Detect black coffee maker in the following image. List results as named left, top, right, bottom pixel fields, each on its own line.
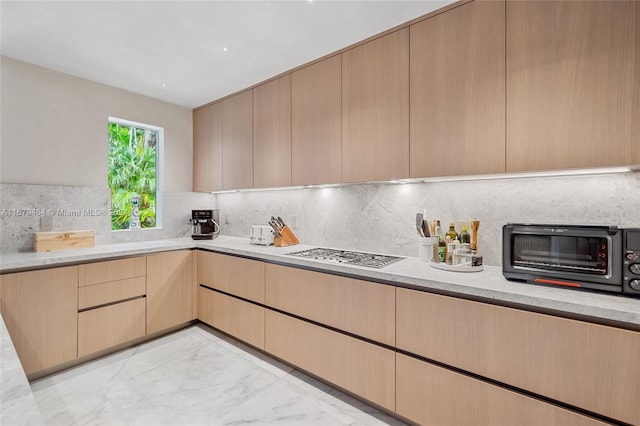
left=191, top=209, right=220, bottom=240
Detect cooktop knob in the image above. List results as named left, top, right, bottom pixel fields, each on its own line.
left=629, top=279, right=640, bottom=291
left=630, top=263, right=640, bottom=275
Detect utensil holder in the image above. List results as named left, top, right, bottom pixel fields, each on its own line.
left=274, top=225, right=299, bottom=247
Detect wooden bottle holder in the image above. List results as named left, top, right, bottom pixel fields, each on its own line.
left=274, top=225, right=299, bottom=247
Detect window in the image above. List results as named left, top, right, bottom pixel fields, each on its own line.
left=107, top=117, right=163, bottom=230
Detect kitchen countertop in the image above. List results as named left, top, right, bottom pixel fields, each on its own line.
left=1, top=235, right=639, bottom=329
left=1, top=236, right=639, bottom=420
left=0, top=314, right=45, bottom=426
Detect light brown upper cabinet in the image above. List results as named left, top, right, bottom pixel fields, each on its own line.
left=342, top=29, right=410, bottom=183
left=193, top=102, right=223, bottom=192
left=291, top=55, right=342, bottom=185
left=222, top=90, right=254, bottom=189
left=253, top=75, right=292, bottom=188
left=410, top=0, right=506, bottom=178
left=506, top=0, right=640, bottom=171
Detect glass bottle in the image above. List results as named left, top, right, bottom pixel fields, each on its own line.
left=436, top=220, right=445, bottom=262
left=459, top=224, right=470, bottom=244
left=446, top=223, right=459, bottom=242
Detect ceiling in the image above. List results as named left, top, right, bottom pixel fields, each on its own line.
left=1, top=1, right=455, bottom=109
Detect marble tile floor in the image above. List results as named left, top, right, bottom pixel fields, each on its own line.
left=30, top=324, right=407, bottom=426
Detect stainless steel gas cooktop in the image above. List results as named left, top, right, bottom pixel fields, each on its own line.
left=286, top=247, right=403, bottom=269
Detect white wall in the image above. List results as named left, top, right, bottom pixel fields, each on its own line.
left=0, top=57, right=193, bottom=191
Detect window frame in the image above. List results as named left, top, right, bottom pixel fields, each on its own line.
left=108, top=116, right=164, bottom=231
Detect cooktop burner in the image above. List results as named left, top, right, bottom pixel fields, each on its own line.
left=286, top=247, right=403, bottom=269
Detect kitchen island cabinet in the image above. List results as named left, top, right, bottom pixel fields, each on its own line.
left=146, top=250, right=194, bottom=335
left=341, top=28, right=409, bottom=183
left=410, top=0, right=505, bottom=178
left=0, top=266, right=78, bottom=375
left=291, top=55, right=342, bottom=186
left=506, top=0, right=640, bottom=171
left=253, top=74, right=292, bottom=188
left=222, top=90, right=254, bottom=190
left=193, top=102, right=223, bottom=192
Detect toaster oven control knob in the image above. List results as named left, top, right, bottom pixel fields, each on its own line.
left=630, top=263, right=640, bottom=275
left=629, top=279, right=640, bottom=291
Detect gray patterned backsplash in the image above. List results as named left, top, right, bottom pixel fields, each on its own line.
left=2, top=171, right=639, bottom=266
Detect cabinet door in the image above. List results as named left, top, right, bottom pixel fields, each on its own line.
left=397, top=354, right=606, bottom=426
left=78, top=298, right=146, bottom=357
left=222, top=90, right=254, bottom=189
left=396, top=288, right=640, bottom=425
left=506, top=0, right=640, bottom=171
left=292, top=55, right=342, bottom=185
left=197, top=251, right=265, bottom=303
left=342, top=29, right=409, bottom=183
left=0, top=266, right=78, bottom=375
left=193, top=102, right=223, bottom=192
left=265, top=264, right=395, bottom=345
left=146, top=250, right=194, bottom=335
left=253, top=75, right=292, bottom=188
left=198, top=287, right=264, bottom=349
left=265, top=310, right=395, bottom=411
left=410, top=0, right=505, bottom=177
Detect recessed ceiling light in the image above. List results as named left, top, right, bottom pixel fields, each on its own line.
left=162, top=83, right=166, bottom=88
left=223, top=47, right=228, bottom=52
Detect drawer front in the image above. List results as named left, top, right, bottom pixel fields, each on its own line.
left=78, top=276, right=146, bottom=309
left=79, top=257, right=146, bottom=287
left=198, top=287, right=264, bottom=349
left=396, top=288, right=640, bottom=425
left=265, top=310, right=395, bottom=411
left=197, top=251, right=265, bottom=303
left=396, top=354, right=606, bottom=426
left=265, top=264, right=395, bottom=345
left=78, top=298, right=146, bottom=357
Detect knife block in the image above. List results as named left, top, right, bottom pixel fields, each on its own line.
left=274, top=225, right=299, bottom=247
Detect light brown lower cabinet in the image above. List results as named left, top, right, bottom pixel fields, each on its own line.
left=265, top=264, right=395, bottom=345
left=396, top=354, right=606, bottom=426
left=78, top=298, right=146, bottom=357
left=0, top=266, right=78, bottom=375
left=264, top=310, right=395, bottom=411
left=396, top=288, right=640, bottom=425
left=197, top=251, right=265, bottom=303
left=198, top=287, right=265, bottom=349
left=146, top=250, right=194, bottom=335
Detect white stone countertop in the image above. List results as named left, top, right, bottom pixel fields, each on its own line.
left=0, top=313, right=45, bottom=426
left=1, top=236, right=639, bottom=329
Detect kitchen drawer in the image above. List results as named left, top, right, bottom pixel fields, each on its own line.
left=78, top=297, right=146, bottom=357
left=197, top=251, right=265, bottom=303
left=396, top=354, right=606, bottom=426
left=78, top=276, right=146, bottom=310
left=78, top=256, right=146, bottom=287
left=265, top=310, right=395, bottom=411
left=198, top=287, right=264, bottom=349
left=396, top=288, right=640, bottom=425
left=265, top=264, right=395, bottom=345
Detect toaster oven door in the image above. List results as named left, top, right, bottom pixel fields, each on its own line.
left=503, top=224, right=623, bottom=291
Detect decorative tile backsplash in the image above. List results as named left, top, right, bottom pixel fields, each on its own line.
left=214, top=171, right=640, bottom=266
left=0, top=184, right=215, bottom=252
left=3, top=171, right=638, bottom=266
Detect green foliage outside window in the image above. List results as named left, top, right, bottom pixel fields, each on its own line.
left=108, top=122, right=157, bottom=230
